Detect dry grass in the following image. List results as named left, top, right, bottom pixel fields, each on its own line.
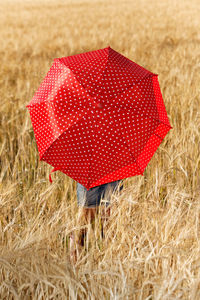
left=0, top=0, right=200, bottom=298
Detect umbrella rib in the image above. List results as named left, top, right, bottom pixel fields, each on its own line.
left=154, top=132, right=163, bottom=141
left=39, top=109, right=95, bottom=161
left=99, top=73, right=172, bottom=129
left=57, top=48, right=110, bottom=100
left=121, top=133, right=144, bottom=175
left=115, top=105, right=172, bottom=129
left=104, top=109, right=144, bottom=176
left=86, top=113, right=107, bottom=189
left=99, top=73, right=154, bottom=106
left=137, top=113, right=172, bottom=129
left=92, top=47, right=110, bottom=98
left=85, top=113, right=104, bottom=189
left=98, top=75, right=171, bottom=130
left=86, top=145, right=94, bottom=190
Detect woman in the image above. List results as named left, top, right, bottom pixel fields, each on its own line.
left=69, top=180, right=124, bottom=262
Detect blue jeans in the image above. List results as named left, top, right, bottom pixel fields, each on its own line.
left=77, top=180, right=124, bottom=208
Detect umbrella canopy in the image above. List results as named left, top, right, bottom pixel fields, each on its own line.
left=26, top=46, right=172, bottom=190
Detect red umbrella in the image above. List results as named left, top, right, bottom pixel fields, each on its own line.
left=26, top=46, right=172, bottom=190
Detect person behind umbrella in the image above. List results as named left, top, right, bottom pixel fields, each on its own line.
left=69, top=179, right=124, bottom=262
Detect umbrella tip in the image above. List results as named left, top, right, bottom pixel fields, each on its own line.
left=49, top=173, right=53, bottom=183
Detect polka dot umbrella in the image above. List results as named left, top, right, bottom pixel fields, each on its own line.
left=26, top=46, right=172, bottom=190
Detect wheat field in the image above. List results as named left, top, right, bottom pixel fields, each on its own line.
left=0, top=0, right=200, bottom=299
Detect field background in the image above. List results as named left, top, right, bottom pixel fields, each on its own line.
left=0, top=0, right=200, bottom=299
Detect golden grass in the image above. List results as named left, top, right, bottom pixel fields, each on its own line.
left=0, top=0, right=200, bottom=298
